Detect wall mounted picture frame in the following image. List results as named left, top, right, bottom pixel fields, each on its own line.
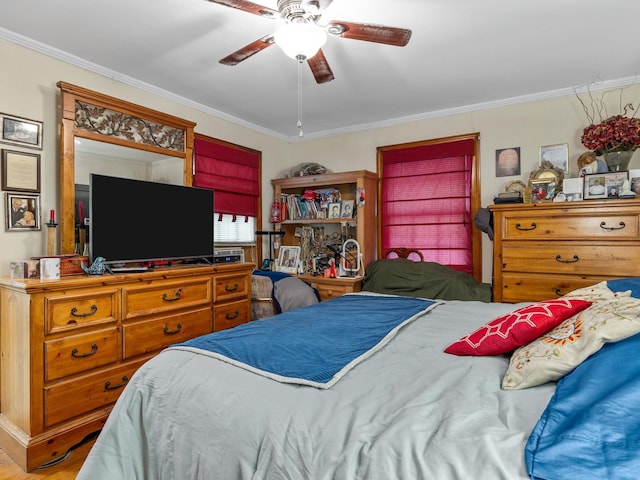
left=540, top=143, right=569, bottom=173
left=0, top=113, right=43, bottom=150
left=495, top=147, right=521, bottom=177
left=583, top=171, right=628, bottom=200
left=276, top=246, right=300, bottom=274
left=5, top=192, right=41, bottom=231
left=1, top=149, right=41, bottom=192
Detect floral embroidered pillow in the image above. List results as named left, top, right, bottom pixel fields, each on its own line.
left=562, top=281, right=630, bottom=302
left=502, top=296, right=640, bottom=390
left=444, top=299, right=592, bottom=356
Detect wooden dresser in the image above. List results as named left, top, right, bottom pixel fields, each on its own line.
left=0, top=263, right=252, bottom=471
left=490, top=200, right=640, bottom=303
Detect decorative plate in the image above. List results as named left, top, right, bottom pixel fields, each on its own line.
left=505, top=180, right=527, bottom=193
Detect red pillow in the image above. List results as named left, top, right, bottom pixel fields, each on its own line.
left=444, top=299, right=592, bottom=356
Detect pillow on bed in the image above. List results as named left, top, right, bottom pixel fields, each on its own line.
left=444, top=299, right=592, bottom=356
left=502, top=295, right=640, bottom=390
left=362, top=258, right=492, bottom=302
left=561, top=280, right=630, bottom=302
left=273, top=276, right=319, bottom=313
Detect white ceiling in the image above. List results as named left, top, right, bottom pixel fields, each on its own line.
left=1, top=0, right=639, bottom=141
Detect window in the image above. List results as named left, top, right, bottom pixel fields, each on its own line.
left=193, top=134, right=261, bottom=246
left=377, top=134, right=481, bottom=279
left=214, top=213, right=256, bottom=245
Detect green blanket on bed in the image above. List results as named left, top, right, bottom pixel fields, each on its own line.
left=362, top=259, right=492, bottom=302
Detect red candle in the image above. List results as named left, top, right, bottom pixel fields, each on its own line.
left=49, top=209, right=55, bottom=223
left=78, top=201, right=84, bottom=223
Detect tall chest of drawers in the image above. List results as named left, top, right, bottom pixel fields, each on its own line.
left=0, top=263, right=252, bottom=471
left=490, top=200, right=640, bottom=303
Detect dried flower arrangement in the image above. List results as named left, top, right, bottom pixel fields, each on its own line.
left=575, top=84, right=640, bottom=156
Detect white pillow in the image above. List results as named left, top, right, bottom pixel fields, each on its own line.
left=502, top=294, right=640, bottom=390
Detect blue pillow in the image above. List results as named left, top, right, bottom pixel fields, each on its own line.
left=607, top=277, right=640, bottom=298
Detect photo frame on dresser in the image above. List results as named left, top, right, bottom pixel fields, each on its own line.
left=583, top=172, right=627, bottom=200
left=276, top=246, right=301, bottom=274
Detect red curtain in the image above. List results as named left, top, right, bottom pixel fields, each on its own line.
left=380, top=139, right=474, bottom=273
left=193, top=137, right=260, bottom=218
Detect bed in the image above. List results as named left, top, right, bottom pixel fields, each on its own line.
left=76, top=260, right=640, bottom=480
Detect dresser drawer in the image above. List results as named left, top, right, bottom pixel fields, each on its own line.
left=45, top=327, right=118, bottom=381
left=499, top=273, right=612, bottom=303
left=123, top=277, right=212, bottom=320
left=44, top=359, right=146, bottom=427
left=501, top=243, right=640, bottom=277
left=45, top=290, right=118, bottom=334
left=502, top=212, right=640, bottom=241
left=122, top=307, right=212, bottom=359
left=214, top=272, right=250, bottom=302
left=311, top=282, right=351, bottom=301
left=214, top=298, right=250, bottom=331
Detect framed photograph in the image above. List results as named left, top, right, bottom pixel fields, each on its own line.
left=631, top=176, right=640, bottom=196
left=583, top=172, right=628, bottom=200
left=276, top=246, right=300, bottom=274
left=528, top=179, right=556, bottom=203
left=540, top=143, right=569, bottom=173
left=562, top=177, right=583, bottom=202
left=1, top=149, right=41, bottom=192
left=341, top=200, right=354, bottom=218
left=328, top=202, right=341, bottom=219
left=0, top=113, right=43, bottom=150
left=495, top=147, right=521, bottom=177
left=6, top=192, right=41, bottom=231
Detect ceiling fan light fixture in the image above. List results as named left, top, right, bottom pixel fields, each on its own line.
left=274, top=22, right=327, bottom=61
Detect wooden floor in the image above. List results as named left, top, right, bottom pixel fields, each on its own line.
left=0, top=437, right=93, bottom=480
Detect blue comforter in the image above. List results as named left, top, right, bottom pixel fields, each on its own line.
left=525, top=332, right=640, bottom=480
left=173, top=293, right=438, bottom=388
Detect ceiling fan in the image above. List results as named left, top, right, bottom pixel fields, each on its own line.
left=208, top=0, right=412, bottom=84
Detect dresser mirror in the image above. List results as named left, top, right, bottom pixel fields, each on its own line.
left=58, top=81, right=195, bottom=254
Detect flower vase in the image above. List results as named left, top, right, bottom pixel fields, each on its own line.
left=603, top=151, right=634, bottom=172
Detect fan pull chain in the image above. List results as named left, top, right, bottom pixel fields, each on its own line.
left=297, top=59, right=304, bottom=137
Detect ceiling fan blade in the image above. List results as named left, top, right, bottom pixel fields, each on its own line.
left=219, top=35, right=275, bottom=65
left=326, top=21, right=411, bottom=46
left=206, top=0, right=278, bottom=19
left=307, top=49, right=335, bottom=84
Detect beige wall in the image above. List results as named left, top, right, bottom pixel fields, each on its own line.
left=2, top=38, right=639, bottom=282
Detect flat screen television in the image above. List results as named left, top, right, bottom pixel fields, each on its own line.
left=89, top=174, right=214, bottom=266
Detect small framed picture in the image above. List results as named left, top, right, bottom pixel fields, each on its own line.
left=1, top=149, right=41, bottom=192
left=276, top=246, right=300, bottom=274
left=584, top=171, right=628, bottom=200
left=631, top=176, right=640, bottom=196
left=0, top=113, right=43, bottom=150
left=540, top=143, right=569, bottom=173
left=328, top=202, right=341, bottom=219
left=496, top=147, right=521, bottom=177
left=6, top=192, right=41, bottom=231
left=341, top=200, right=354, bottom=218
left=529, top=179, right=556, bottom=203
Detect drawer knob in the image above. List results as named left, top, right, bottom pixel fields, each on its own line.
left=162, top=289, right=183, bottom=302
left=71, top=343, right=98, bottom=358
left=225, top=283, right=239, bottom=292
left=226, top=310, right=239, bottom=320
left=104, top=376, right=129, bottom=391
left=515, top=223, right=537, bottom=231
left=555, top=254, right=579, bottom=263
left=70, top=304, right=98, bottom=318
left=600, top=221, right=626, bottom=231
left=163, top=323, right=183, bottom=335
